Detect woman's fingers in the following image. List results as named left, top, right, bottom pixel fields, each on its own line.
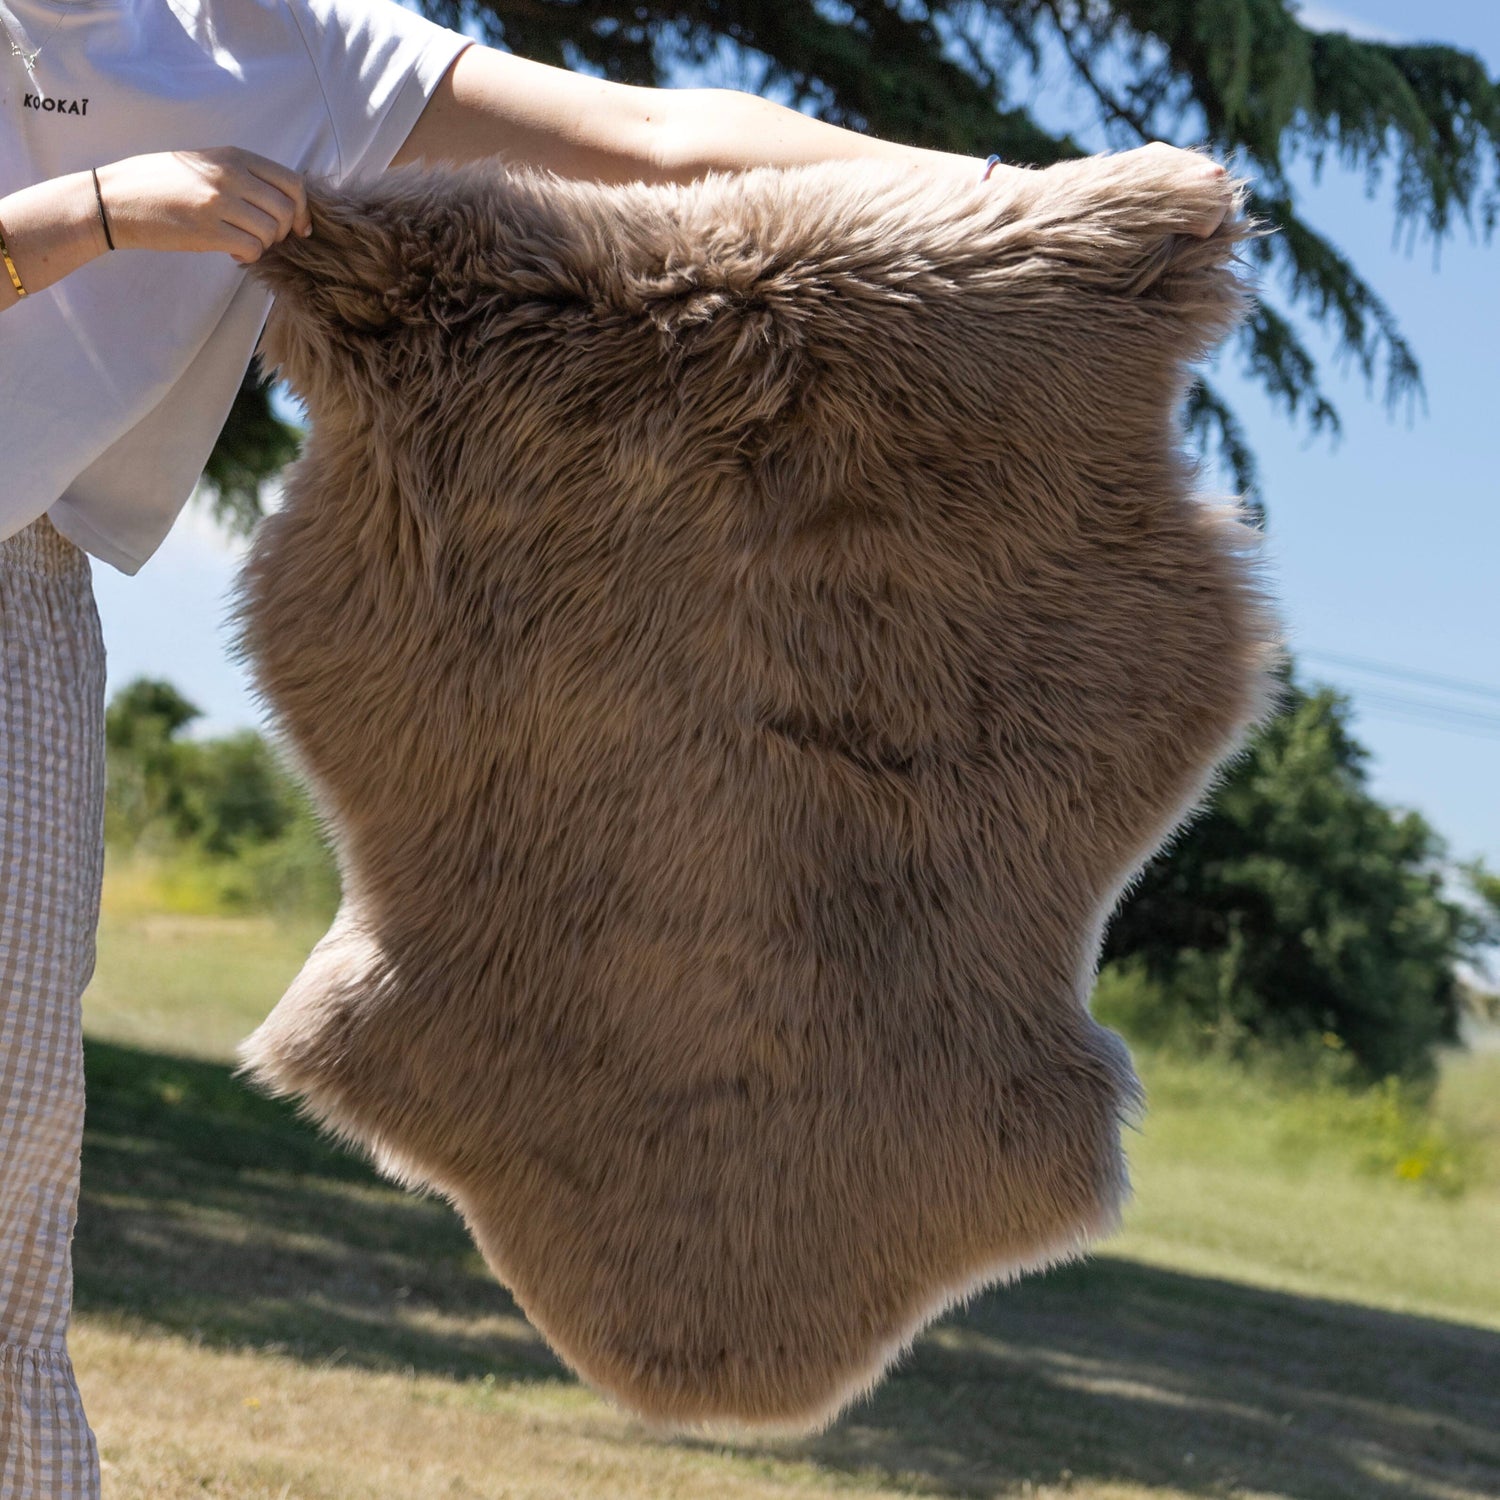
left=1129, top=142, right=1231, bottom=238
left=1158, top=144, right=1230, bottom=237
left=220, top=198, right=285, bottom=260
left=245, top=155, right=312, bottom=237
left=224, top=224, right=272, bottom=265
left=235, top=178, right=305, bottom=248
left=1187, top=156, right=1230, bottom=237
left=211, top=150, right=313, bottom=258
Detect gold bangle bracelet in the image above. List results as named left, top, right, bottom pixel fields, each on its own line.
left=0, top=217, right=26, bottom=297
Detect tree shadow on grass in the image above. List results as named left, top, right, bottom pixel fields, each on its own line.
left=754, top=1258, right=1500, bottom=1500
left=78, top=1038, right=1500, bottom=1500
left=77, top=1036, right=564, bottom=1385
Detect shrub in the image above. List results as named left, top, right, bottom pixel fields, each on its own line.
left=1092, top=958, right=1477, bottom=1197
left=1100, top=675, right=1496, bottom=1084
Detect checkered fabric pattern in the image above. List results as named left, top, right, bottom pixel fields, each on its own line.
left=0, top=514, right=105, bottom=1499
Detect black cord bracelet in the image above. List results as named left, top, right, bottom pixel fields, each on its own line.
left=92, top=166, right=115, bottom=251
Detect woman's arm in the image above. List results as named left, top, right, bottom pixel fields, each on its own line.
left=391, top=46, right=991, bottom=187
left=0, top=148, right=312, bottom=314
left=0, top=173, right=109, bottom=313
left=390, top=45, right=985, bottom=186
left=390, top=47, right=1227, bottom=235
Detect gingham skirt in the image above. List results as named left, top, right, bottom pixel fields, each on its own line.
left=0, top=514, right=105, bottom=1499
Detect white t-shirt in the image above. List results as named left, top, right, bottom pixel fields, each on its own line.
left=0, top=0, right=473, bottom=573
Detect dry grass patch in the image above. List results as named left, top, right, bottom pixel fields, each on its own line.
left=77, top=1319, right=920, bottom=1500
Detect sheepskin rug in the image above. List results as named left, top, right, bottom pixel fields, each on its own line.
left=234, top=149, right=1286, bottom=1435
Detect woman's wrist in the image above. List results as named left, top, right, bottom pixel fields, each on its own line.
left=905, top=146, right=1026, bottom=187
left=0, top=170, right=111, bottom=311
left=79, top=168, right=112, bottom=259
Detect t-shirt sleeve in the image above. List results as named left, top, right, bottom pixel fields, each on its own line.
left=286, top=0, right=476, bottom=185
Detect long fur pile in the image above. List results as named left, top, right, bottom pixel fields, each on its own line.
left=235, top=151, right=1286, bottom=1435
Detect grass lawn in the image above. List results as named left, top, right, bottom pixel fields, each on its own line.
left=72, top=893, right=1500, bottom=1499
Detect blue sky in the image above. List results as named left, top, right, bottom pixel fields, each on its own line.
left=90, top=0, right=1499, bottom=923
left=1210, top=3, right=1500, bottom=888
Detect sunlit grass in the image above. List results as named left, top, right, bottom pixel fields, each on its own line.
left=1107, top=1047, right=1500, bottom=1330
left=85, top=848, right=329, bottom=1059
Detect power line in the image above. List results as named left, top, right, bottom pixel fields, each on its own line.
left=1298, top=648, right=1500, bottom=705
left=1291, top=648, right=1500, bottom=744
left=1353, top=689, right=1500, bottom=734
left=1351, top=695, right=1500, bottom=743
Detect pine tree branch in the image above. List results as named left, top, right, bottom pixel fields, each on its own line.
left=1183, top=378, right=1263, bottom=520
left=1037, top=0, right=1155, bottom=142
left=1238, top=301, right=1341, bottom=437
left=1304, top=32, right=1500, bottom=242
left=1250, top=191, right=1426, bottom=417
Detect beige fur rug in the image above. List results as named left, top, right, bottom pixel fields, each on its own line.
left=235, top=151, right=1286, bottom=1435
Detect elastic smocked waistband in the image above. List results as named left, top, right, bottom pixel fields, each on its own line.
left=0, top=514, right=89, bottom=579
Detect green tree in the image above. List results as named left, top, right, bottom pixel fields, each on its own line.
left=1100, top=672, right=1498, bottom=1082
left=174, top=731, right=295, bottom=856
left=104, top=676, right=204, bottom=846
left=105, top=677, right=292, bottom=854
left=199, top=361, right=304, bottom=540
left=103, top=676, right=342, bottom=916
left=205, top=0, right=1498, bottom=533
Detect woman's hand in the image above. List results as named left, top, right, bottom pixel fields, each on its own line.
left=990, top=141, right=1232, bottom=239
left=1101, top=142, right=1230, bottom=238
left=92, top=147, right=312, bottom=264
